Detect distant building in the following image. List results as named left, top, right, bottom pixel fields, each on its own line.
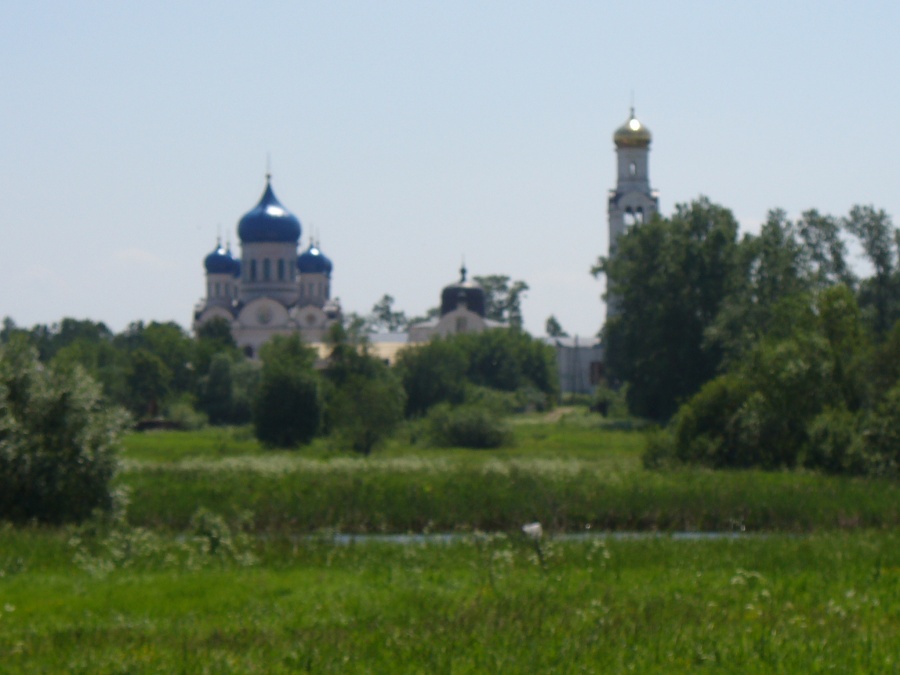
left=607, top=108, right=658, bottom=321
left=193, top=175, right=341, bottom=356
left=542, top=336, right=604, bottom=396
left=408, top=265, right=504, bottom=342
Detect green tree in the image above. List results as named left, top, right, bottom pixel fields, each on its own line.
left=594, top=197, right=742, bottom=420
left=322, top=327, right=406, bottom=454
left=197, top=353, right=235, bottom=425
left=544, top=315, right=568, bottom=337
left=473, top=275, right=530, bottom=328
left=194, top=317, right=239, bottom=376
left=126, top=348, right=172, bottom=417
left=845, top=205, right=900, bottom=335
left=369, top=294, right=408, bottom=333
left=253, top=335, right=322, bottom=447
left=395, top=337, right=468, bottom=417
left=0, top=339, right=128, bottom=524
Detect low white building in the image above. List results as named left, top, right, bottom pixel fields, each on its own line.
left=542, top=336, right=604, bottom=396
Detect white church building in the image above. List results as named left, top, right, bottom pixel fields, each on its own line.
left=193, top=174, right=341, bottom=357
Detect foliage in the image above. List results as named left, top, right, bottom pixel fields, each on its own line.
left=595, top=197, right=742, bottom=420
left=0, top=340, right=128, bottom=524
left=473, top=274, right=530, bottom=328
left=322, top=334, right=406, bottom=455
left=125, top=348, right=172, bottom=417
left=425, top=403, right=513, bottom=449
left=396, top=329, right=558, bottom=418
left=395, top=337, right=468, bottom=417
left=544, top=314, right=568, bottom=337
left=252, top=335, right=322, bottom=448
left=457, top=329, right=559, bottom=399
left=368, top=294, right=408, bottom=333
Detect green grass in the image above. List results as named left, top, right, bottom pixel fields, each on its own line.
left=1, top=528, right=897, bottom=673
left=116, top=412, right=900, bottom=534
left=4, top=413, right=900, bottom=671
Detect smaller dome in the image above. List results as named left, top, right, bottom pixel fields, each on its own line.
left=441, top=265, right=485, bottom=317
left=204, top=241, right=239, bottom=275
left=297, top=241, right=333, bottom=277
left=237, top=176, right=302, bottom=243
left=614, top=108, right=652, bottom=148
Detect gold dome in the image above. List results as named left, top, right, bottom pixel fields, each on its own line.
left=613, top=108, right=652, bottom=148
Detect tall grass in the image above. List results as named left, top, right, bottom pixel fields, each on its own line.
left=117, top=416, right=900, bottom=533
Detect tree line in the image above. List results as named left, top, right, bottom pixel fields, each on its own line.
left=594, top=197, right=900, bottom=476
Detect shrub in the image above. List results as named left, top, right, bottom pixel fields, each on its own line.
left=426, top=403, right=513, bottom=449
left=0, top=341, right=128, bottom=524
left=253, top=335, right=322, bottom=448
left=804, top=407, right=866, bottom=475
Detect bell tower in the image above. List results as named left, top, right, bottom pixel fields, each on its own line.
left=607, top=108, right=658, bottom=318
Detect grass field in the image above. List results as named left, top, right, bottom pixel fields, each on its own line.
left=1, top=527, right=897, bottom=673
left=118, top=411, right=900, bottom=534
left=2, top=410, right=898, bottom=672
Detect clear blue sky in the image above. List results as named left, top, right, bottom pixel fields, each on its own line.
left=2, top=1, right=898, bottom=337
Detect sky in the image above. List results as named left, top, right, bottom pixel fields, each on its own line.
left=2, top=1, right=900, bottom=338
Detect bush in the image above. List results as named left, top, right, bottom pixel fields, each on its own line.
left=253, top=335, right=322, bottom=448
left=804, top=407, right=866, bottom=475
left=426, top=404, right=513, bottom=449
left=253, top=368, right=321, bottom=448
left=0, top=341, right=128, bottom=524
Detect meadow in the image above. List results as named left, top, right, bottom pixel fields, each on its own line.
left=1, top=409, right=898, bottom=672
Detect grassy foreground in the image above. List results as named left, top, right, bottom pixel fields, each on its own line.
left=1, top=527, right=898, bottom=673
left=3, top=412, right=899, bottom=672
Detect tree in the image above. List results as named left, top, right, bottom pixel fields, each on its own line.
left=0, top=339, right=128, bottom=524
left=126, top=348, right=172, bottom=417
left=197, top=353, right=235, bottom=425
left=545, top=315, right=568, bottom=337
left=253, top=335, right=322, bottom=447
left=322, top=327, right=406, bottom=454
left=844, top=205, right=900, bottom=335
left=395, top=337, right=468, bottom=417
left=194, top=317, right=239, bottom=376
left=369, top=294, right=408, bottom=333
left=473, top=275, right=530, bottom=329
left=594, top=197, right=742, bottom=420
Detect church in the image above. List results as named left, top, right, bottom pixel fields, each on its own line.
left=193, top=174, right=342, bottom=357
left=193, top=107, right=656, bottom=392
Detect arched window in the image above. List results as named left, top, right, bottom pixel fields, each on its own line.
left=629, top=162, right=636, bottom=177
left=624, top=207, right=636, bottom=226
left=635, top=207, right=644, bottom=224
left=263, top=259, right=271, bottom=281
left=277, top=259, right=285, bottom=281
left=250, top=260, right=257, bottom=282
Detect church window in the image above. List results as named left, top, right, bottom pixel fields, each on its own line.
left=250, top=260, right=257, bottom=281
left=215, top=282, right=220, bottom=297
left=629, top=162, right=636, bottom=176
left=263, top=259, right=271, bottom=281
left=636, top=207, right=644, bottom=224
left=278, top=259, right=285, bottom=280
left=624, top=207, right=636, bottom=226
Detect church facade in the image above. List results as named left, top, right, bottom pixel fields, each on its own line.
left=193, top=175, right=341, bottom=356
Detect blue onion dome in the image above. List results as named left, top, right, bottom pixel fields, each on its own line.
left=204, top=240, right=239, bottom=275
left=237, top=175, right=302, bottom=243
left=297, top=241, right=333, bottom=277
left=441, top=265, right=485, bottom=317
